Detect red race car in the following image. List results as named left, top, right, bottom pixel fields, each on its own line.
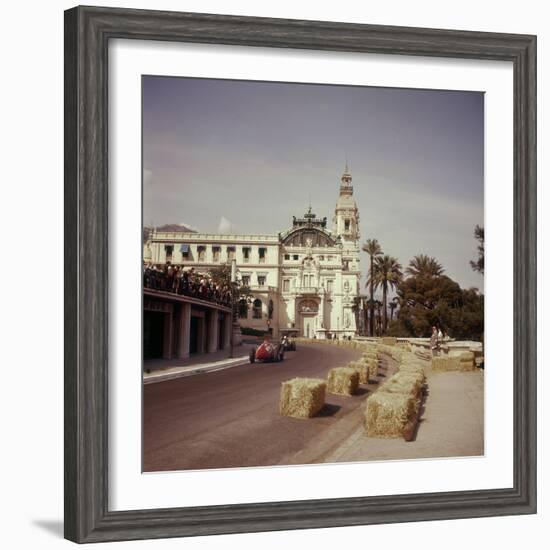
left=249, top=337, right=285, bottom=363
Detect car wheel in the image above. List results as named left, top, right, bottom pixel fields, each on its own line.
left=249, top=349, right=255, bottom=363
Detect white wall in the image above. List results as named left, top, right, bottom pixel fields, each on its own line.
left=0, top=1, right=547, bottom=549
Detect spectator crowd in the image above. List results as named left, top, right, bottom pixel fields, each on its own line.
left=143, top=263, right=232, bottom=307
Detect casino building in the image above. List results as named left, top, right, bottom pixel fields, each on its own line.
left=144, top=166, right=361, bottom=340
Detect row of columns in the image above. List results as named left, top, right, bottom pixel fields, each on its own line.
left=165, top=303, right=232, bottom=360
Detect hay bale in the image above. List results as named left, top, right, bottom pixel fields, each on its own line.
left=379, top=371, right=425, bottom=399
left=279, top=377, right=326, bottom=418
left=458, top=352, right=475, bottom=370
left=348, top=361, right=369, bottom=384
left=348, top=357, right=379, bottom=383
left=382, top=337, right=397, bottom=346
left=364, top=361, right=378, bottom=381
left=431, top=356, right=451, bottom=371
left=397, top=342, right=412, bottom=352
left=432, top=354, right=476, bottom=372
left=327, top=367, right=360, bottom=395
left=364, top=392, right=418, bottom=438
left=399, top=361, right=426, bottom=377
left=402, top=362, right=422, bottom=374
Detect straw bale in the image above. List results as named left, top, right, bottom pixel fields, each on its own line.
left=397, top=342, right=412, bottom=352
left=379, top=371, right=424, bottom=399
left=367, top=360, right=378, bottom=381
left=432, top=355, right=476, bottom=372
left=399, top=362, right=426, bottom=379
left=458, top=352, right=475, bottom=370
left=362, top=351, right=379, bottom=361
left=279, top=377, right=326, bottom=418
left=327, top=367, right=360, bottom=395
left=381, top=337, right=397, bottom=346
left=364, top=392, right=418, bottom=438
left=348, top=361, right=369, bottom=384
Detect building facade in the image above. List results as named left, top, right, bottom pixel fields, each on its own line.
left=144, top=167, right=361, bottom=339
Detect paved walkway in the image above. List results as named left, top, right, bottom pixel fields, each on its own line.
left=323, top=359, right=484, bottom=463
left=143, top=344, right=256, bottom=384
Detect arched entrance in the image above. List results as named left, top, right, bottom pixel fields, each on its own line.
left=298, top=299, right=319, bottom=338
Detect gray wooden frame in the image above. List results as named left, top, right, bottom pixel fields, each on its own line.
left=64, top=5, right=537, bottom=543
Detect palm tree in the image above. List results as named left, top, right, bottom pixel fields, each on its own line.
left=374, top=300, right=383, bottom=336
left=389, top=296, right=399, bottom=322
left=406, top=254, right=444, bottom=278
left=362, top=239, right=382, bottom=336
left=351, top=296, right=362, bottom=335
left=369, top=255, right=403, bottom=333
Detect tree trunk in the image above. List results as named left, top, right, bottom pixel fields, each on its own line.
left=382, top=282, right=388, bottom=334
left=369, top=255, right=374, bottom=336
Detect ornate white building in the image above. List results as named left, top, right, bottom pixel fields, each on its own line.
left=144, top=166, right=361, bottom=339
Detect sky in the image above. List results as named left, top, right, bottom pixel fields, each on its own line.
left=143, top=76, right=484, bottom=292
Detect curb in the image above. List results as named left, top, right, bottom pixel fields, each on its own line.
left=144, top=355, right=250, bottom=385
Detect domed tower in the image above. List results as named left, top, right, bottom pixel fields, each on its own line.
left=331, top=164, right=361, bottom=337
left=333, top=163, right=360, bottom=244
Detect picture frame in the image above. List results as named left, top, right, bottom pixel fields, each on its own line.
left=64, top=5, right=537, bottom=543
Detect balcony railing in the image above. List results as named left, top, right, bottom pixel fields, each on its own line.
left=296, top=286, right=319, bottom=295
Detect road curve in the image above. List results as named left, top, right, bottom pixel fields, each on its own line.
left=143, top=343, right=367, bottom=472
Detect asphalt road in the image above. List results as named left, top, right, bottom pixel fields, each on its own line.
left=143, top=342, right=386, bottom=472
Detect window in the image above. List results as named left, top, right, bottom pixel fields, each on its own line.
left=212, top=246, right=221, bottom=262
left=180, top=244, right=190, bottom=260
left=344, top=219, right=351, bottom=231
left=283, top=279, right=290, bottom=292
left=227, top=246, right=235, bottom=261
left=253, top=298, right=262, bottom=319
left=293, top=254, right=299, bottom=260
left=164, top=245, right=173, bottom=262
left=318, top=255, right=324, bottom=261
left=197, top=246, right=205, bottom=262
left=241, top=275, right=250, bottom=287
left=259, top=247, right=267, bottom=263
left=243, top=247, right=251, bottom=263
left=284, top=254, right=290, bottom=260
left=257, top=275, right=266, bottom=286
left=326, top=280, right=333, bottom=293
left=238, top=299, right=248, bottom=319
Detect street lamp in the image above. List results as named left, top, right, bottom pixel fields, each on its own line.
left=229, top=258, right=237, bottom=358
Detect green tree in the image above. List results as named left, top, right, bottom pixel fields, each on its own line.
left=389, top=296, right=399, bottom=322
left=368, top=255, right=403, bottom=334
left=208, top=263, right=232, bottom=288
left=362, top=239, right=382, bottom=336
left=209, top=263, right=251, bottom=295
left=406, top=254, right=444, bottom=278
left=351, top=296, right=362, bottom=335
left=388, top=273, right=484, bottom=341
left=470, top=224, right=485, bottom=275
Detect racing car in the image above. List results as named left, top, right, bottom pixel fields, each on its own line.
left=280, top=330, right=298, bottom=351
left=249, top=336, right=285, bottom=363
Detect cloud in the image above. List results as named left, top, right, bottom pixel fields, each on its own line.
left=217, top=216, right=234, bottom=234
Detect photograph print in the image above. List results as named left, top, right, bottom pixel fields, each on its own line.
left=142, top=76, right=485, bottom=473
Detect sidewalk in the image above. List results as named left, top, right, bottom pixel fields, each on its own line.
left=143, top=344, right=254, bottom=385
left=322, top=360, right=484, bottom=463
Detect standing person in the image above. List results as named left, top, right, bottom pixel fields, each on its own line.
left=437, top=326, right=444, bottom=355
left=430, top=326, right=439, bottom=357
